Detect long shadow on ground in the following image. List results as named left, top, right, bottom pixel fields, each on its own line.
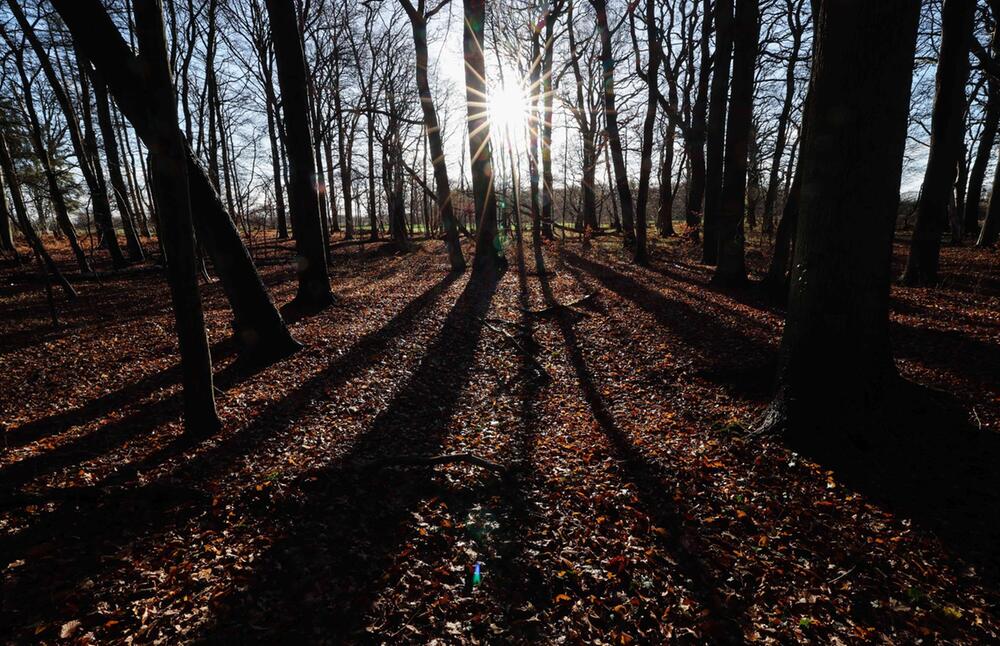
left=199, top=271, right=501, bottom=642
left=0, top=272, right=465, bottom=641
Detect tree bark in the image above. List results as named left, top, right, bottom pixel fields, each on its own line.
left=133, top=0, right=220, bottom=434
left=463, top=0, right=504, bottom=275
left=712, top=0, right=759, bottom=286
left=703, top=0, right=733, bottom=264
left=963, top=77, right=999, bottom=240
left=593, top=0, right=637, bottom=246
left=759, top=0, right=921, bottom=442
left=633, top=0, right=661, bottom=264
left=265, top=0, right=333, bottom=308
left=684, top=0, right=712, bottom=236
left=400, top=0, right=467, bottom=271
left=902, top=0, right=975, bottom=285
left=978, top=148, right=1000, bottom=245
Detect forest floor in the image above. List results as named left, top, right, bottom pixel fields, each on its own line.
left=1, top=229, right=999, bottom=644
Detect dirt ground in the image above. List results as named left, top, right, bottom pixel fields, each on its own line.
left=1, top=230, right=998, bottom=644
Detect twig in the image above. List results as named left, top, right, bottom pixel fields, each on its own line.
left=519, top=292, right=596, bottom=316
left=827, top=565, right=857, bottom=585
left=480, top=318, right=550, bottom=378
left=367, top=452, right=506, bottom=474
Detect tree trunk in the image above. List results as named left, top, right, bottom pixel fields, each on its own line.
left=265, top=0, right=333, bottom=308
left=758, top=0, right=921, bottom=443
left=712, top=0, right=759, bottom=286
left=133, top=0, right=220, bottom=434
left=761, top=160, right=801, bottom=299
left=541, top=10, right=558, bottom=241
left=684, top=0, right=712, bottom=236
left=54, top=0, right=301, bottom=361
left=16, top=66, right=93, bottom=275
left=963, top=78, right=999, bottom=240
left=978, top=149, right=1000, bottom=246
left=463, top=0, right=504, bottom=274
left=703, top=0, right=733, bottom=264
left=593, top=0, right=637, bottom=247
left=401, top=1, right=467, bottom=271
left=333, top=56, right=355, bottom=241
left=658, top=134, right=677, bottom=236
left=264, top=66, right=289, bottom=239
left=902, top=0, right=975, bottom=285
left=761, top=0, right=804, bottom=235
left=634, top=0, right=661, bottom=264
left=90, top=64, right=146, bottom=262
left=7, top=1, right=123, bottom=270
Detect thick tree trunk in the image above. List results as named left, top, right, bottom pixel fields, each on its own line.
left=684, top=0, right=712, bottom=236
left=53, top=0, right=301, bottom=362
left=902, top=0, right=975, bottom=285
left=401, top=1, right=466, bottom=271
left=963, top=79, right=999, bottom=239
left=759, top=0, right=920, bottom=443
left=760, top=161, right=801, bottom=299
left=703, top=0, right=733, bottom=264
left=463, top=0, right=504, bottom=274
left=541, top=12, right=558, bottom=241
left=712, top=0, right=760, bottom=286
left=593, top=0, right=637, bottom=247
left=133, top=0, right=220, bottom=434
left=633, top=0, right=661, bottom=264
left=658, top=134, right=677, bottom=237
left=265, top=0, right=333, bottom=308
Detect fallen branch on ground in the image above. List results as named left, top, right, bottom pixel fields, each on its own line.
left=479, top=317, right=551, bottom=379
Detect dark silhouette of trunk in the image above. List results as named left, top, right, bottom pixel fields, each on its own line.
left=658, top=134, right=677, bottom=236
left=400, top=0, right=467, bottom=271
left=333, top=53, right=355, bottom=241
left=265, top=0, right=333, bottom=308
left=684, top=0, right=712, bottom=235
left=633, top=0, right=661, bottom=264
left=593, top=0, right=636, bottom=246
left=761, top=162, right=801, bottom=299
left=761, top=0, right=805, bottom=234
left=325, top=134, right=340, bottom=233
left=463, top=0, right=504, bottom=274
left=528, top=26, right=543, bottom=243
left=86, top=59, right=146, bottom=262
left=541, top=7, right=559, bottom=241
left=963, top=77, right=999, bottom=240
left=53, top=0, right=301, bottom=362
left=264, top=66, right=289, bottom=239
left=758, top=0, right=920, bottom=442
left=2, top=133, right=75, bottom=297
left=0, top=172, right=15, bottom=257
left=567, top=1, right=599, bottom=232
left=703, top=0, right=733, bottom=264
left=133, top=0, right=220, bottom=434
left=712, top=0, right=760, bottom=287
left=902, top=0, right=975, bottom=285
left=7, top=1, right=125, bottom=270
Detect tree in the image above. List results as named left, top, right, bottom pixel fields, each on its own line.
left=399, top=0, right=466, bottom=270
left=902, top=0, right=976, bottom=285
left=758, top=0, right=921, bottom=442
left=712, top=0, right=760, bottom=286
left=631, top=0, right=662, bottom=265
left=592, top=0, right=637, bottom=248
left=463, top=0, right=504, bottom=274
left=135, top=0, right=220, bottom=433
left=265, top=0, right=334, bottom=308
left=52, top=0, right=301, bottom=363
left=702, top=0, right=733, bottom=264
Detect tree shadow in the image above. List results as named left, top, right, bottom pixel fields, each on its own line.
left=559, top=248, right=775, bottom=402
left=538, top=246, right=748, bottom=642
left=785, top=379, right=1000, bottom=582
left=197, top=271, right=500, bottom=642
left=1, top=272, right=466, bottom=639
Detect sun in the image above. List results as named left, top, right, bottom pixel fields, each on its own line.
left=488, top=80, right=529, bottom=144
